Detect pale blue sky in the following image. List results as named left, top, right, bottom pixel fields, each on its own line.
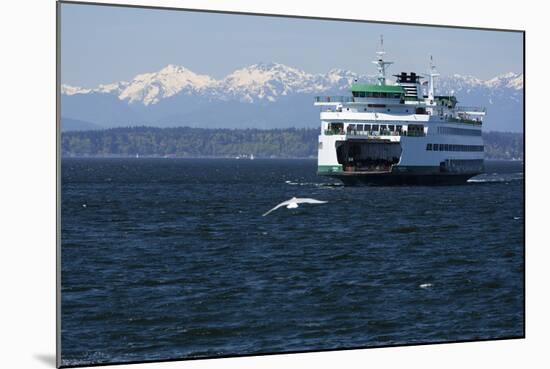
left=61, top=3, right=523, bottom=88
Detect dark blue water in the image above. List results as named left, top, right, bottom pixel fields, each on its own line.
left=61, top=159, right=524, bottom=366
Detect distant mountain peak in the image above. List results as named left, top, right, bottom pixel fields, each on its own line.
left=159, top=64, right=187, bottom=73
left=61, top=84, right=92, bottom=96
left=485, top=72, right=523, bottom=90
left=113, top=64, right=216, bottom=105
left=248, top=61, right=287, bottom=70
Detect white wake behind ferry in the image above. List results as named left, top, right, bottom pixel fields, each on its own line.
left=315, top=40, right=485, bottom=185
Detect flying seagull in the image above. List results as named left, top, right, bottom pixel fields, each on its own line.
left=262, top=197, right=327, bottom=216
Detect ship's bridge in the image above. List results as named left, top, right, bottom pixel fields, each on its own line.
left=350, top=84, right=404, bottom=101
left=314, top=82, right=426, bottom=116
left=314, top=84, right=407, bottom=109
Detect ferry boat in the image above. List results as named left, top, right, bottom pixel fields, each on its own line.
left=315, top=38, right=485, bottom=185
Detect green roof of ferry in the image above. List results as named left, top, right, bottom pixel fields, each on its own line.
left=350, top=84, right=405, bottom=94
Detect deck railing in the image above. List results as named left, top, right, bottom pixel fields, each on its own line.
left=448, top=117, right=483, bottom=125
left=315, top=96, right=354, bottom=103
left=456, top=106, right=486, bottom=113
left=324, top=129, right=415, bottom=137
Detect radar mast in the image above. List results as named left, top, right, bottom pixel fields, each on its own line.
left=427, top=55, right=440, bottom=105
left=372, top=35, right=393, bottom=86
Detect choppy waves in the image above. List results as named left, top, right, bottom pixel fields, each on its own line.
left=61, top=159, right=524, bottom=365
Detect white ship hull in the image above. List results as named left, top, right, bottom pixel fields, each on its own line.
left=317, top=114, right=484, bottom=185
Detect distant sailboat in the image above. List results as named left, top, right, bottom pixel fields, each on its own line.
left=250, top=154, right=255, bottom=160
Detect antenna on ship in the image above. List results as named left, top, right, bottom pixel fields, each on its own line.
left=372, top=35, right=393, bottom=86
left=427, top=55, right=440, bottom=104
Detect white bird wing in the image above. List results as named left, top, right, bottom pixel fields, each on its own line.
left=262, top=199, right=293, bottom=216
left=295, top=198, right=328, bottom=204
left=262, top=198, right=327, bottom=216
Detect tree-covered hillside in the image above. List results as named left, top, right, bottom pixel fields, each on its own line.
left=62, top=127, right=318, bottom=158
left=61, top=127, right=523, bottom=160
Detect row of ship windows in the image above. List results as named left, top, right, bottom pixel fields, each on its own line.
left=437, top=127, right=482, bottom=136
left=352, top=91, right=403, bottom=99
left=335, top=124, right=479, bottom=136
left=426, top=144, right=484, bottom=152
left=347, top=123, right=403, bottom=132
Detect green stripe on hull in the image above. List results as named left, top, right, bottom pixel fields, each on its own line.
left=318, top=165, right=437, bottom=175
left=317, top=165, right=343, bottom=173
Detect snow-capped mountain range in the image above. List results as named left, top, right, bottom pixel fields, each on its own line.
left=61, top=63, right=523, bottom=132
left=61, top=63, right=368, bottom=105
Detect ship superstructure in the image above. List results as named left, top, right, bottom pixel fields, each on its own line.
left=315, top=38, right=485, bottom=185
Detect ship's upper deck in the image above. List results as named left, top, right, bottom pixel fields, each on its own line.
left=314, top=46, right=486, bottom=125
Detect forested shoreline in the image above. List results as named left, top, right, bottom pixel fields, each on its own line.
left=61, top=127, right=523, bottom=160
